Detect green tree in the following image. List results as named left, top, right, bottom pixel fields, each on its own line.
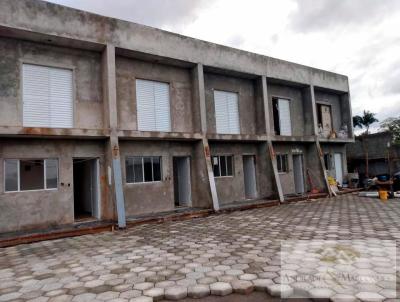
left=352, top=110, right=379, bottom=178
left=380, top=117, right=400, bottom=145
left=353, top=110, right=379, bottom=134
left=353, top=115, right=363, bottom=129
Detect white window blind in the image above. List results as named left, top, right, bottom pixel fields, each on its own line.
left=136, top=79, right=171, bottom=132
left=214, top=90, right=240, bottom=134
left=278, top=98, right=292, bottom=136
left=23, top=64, right=73, bottom=128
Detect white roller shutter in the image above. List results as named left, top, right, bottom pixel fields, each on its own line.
left=278, top=98, right=292, bottom=136
left=136, top=79, right=156, bottom=131
left=154, top=81, right=171, bottom=131
left=136, top=79, right=171, bottom=132
left=227, top=92, right=240, bottom=134
left=23, top=64, right=73, bottom=128
left=214, top=90, right=229, bottom=134
left=49, top=68, right=73, bottom=128
left=214, top=90, right=240, bottom=134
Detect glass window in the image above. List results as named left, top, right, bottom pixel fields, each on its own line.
left=227, top=156, right=233, bottom=176
left=153, top=157, right=162, bottom=181
left=20, top=160, right=44, bottom=191
left=133, top=157, right=144, bottom=183
left=126, top=157, right=134, bottom=183
left=125, top=156, right=162, bottom=183
left=220, top=156, right=227, bottom=176
left=277, top=154, right=289, bottom=173
left=4, top=160, right=18, bottom=192
left=212, top=155, right=234, bottom=177
left=143, top=157, right=153, bottom=182
left=212, top=156, right=220, bottom=177
left=45, top=159, right=58, bottom=189
left=4, top=159, right=58, bottom=192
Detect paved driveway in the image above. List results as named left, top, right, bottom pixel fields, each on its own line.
left=0, top=196, right=399, bottom=302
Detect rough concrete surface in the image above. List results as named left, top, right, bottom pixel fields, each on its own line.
left=1, top=195, right=399, bottom=301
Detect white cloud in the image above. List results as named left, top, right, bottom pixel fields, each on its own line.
left=45, top=0, right=400, bottom=131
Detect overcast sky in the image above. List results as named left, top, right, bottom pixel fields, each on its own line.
left=46, top=0, right=400, bottom=132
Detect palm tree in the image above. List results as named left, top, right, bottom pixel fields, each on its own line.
left=352, top=111, right=379, bottom=178
left=353, top=111, right=378, bottom=134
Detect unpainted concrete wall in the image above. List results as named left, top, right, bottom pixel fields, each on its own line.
left=0, top=0, right=350, bottom=92
left=273, top=143, right=310, bottom=195
left=0, top=37, right=103, bottom=129
left=209, top=142, right=275, bottom=205
left=321, top=143, right=348, bottom=178
left=305, top=144, right=326, bottom=191
left=0, top=138, right=112, bottom=233
left=267, top=84, right=309, bottom=137
left=119, top=140, right=211, bottom=217
left=116, top=57, right=197, bottom=133
left=315, top=90, right=343, bottom=133
left=204, top=73, right=262, bottom=135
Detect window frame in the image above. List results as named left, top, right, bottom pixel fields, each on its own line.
left=317, top=102, right=333, bottom=130
left=213, top=89, right=241, bottom=135
left=125, top=156, right=163, bottom=184
left=135, top=78, right=172, bottom=132
left=21, top=62, right=76, bottom=129
left=3, top=158, right=59, bottom=193
left=212, top=155, right=234, bottom=178
left=276, top=154, right=289, bottom=174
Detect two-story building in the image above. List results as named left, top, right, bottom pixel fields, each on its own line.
left=0, top=0, right=354, bottom=234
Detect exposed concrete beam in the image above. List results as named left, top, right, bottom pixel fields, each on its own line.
left=0, top=0, right=349, bottom=92
left=267, top=141, right=284, bottom=202
left=315, top=140, right=333, bottom=197
left=261, top=76, right=284, bottom=202
left=193, top=63, right=219, bottom=211
left=202, top=138, right=220, bottom=211
left=193, top=64, right=207, bottom=134
left=260, top=76, right=271, bottom=136
left=309, top=84, right=332, bottom=197
left=102, top=44, right=126, bottom=228
left=309, top=85, right=319, bottom=137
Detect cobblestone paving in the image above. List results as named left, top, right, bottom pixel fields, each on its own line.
left=1, top=195, right=399, bottom=302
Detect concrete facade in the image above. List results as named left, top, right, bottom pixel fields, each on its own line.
left=0, top=0, right=353, bottom=233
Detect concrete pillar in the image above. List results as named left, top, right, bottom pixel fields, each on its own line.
left=309, top=84, right=332, bottom=196
left=102, top=44, right=126, bottom=227
left=341, top=92, right=354, bottom=139
left=193, top=63, right=219, bottom=211
left=261, top=76, right=284, bottom=202
left=193, top=64, right=208, bottom=134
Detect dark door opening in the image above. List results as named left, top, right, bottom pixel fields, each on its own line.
left=243, top=155, right=257, bottom=199
left=73, top=158, right=100, bottom=221
left=173, top=157, right=191, bottom=207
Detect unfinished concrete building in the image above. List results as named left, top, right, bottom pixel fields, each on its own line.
left=0, top=0, right=354, bottom=234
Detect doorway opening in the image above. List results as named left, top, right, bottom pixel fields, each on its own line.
left=293, top=154, right=305, bottom=194
left=334, top=153, right=343, bottom=185
left=73, top=158, right=100, bottom=221
left=243, top=155, right=257, bottom=199
left=173, top=156, right=191, bottom=207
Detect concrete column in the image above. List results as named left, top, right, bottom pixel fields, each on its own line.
left=261, top=75, right=284, bottom=202
left=309, top=85, right=319, bottom=136
left=193, top=64, right=208, bottom=133
left=341, top=92, right=354, bottom=139
left=193, top=63, right=219, bottom=211
left=309, top=84, right=332, bottom=196
left=102, top=44, right=126, bottom=227
left=260, top=76, right=271, bottom=136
